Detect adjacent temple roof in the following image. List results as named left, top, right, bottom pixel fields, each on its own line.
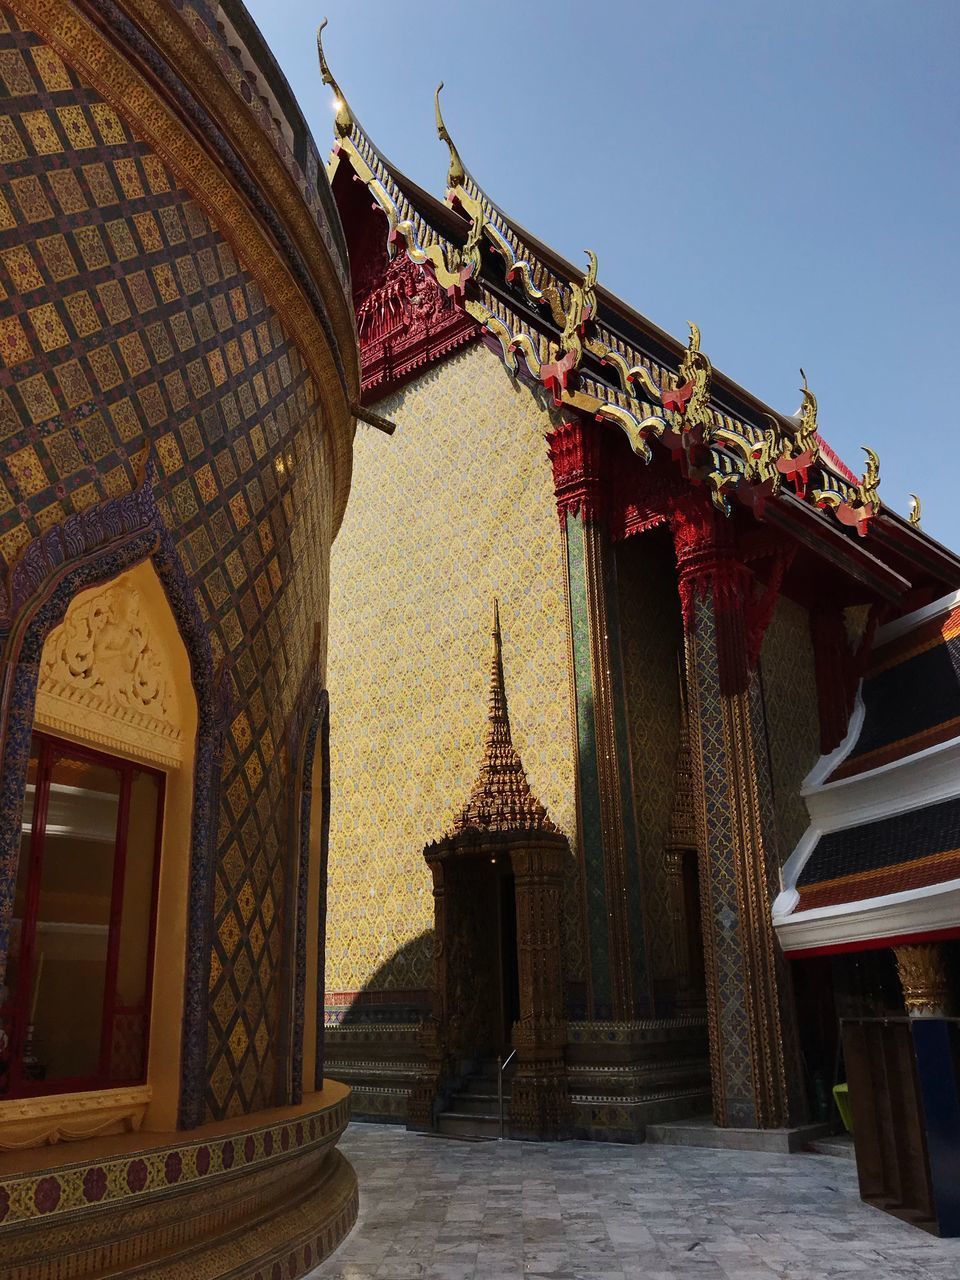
left=449, top=601, right=556, bottom=837
left=774, top=590, right=960, bottom=955
left=318, top=23, right=960, bottom=601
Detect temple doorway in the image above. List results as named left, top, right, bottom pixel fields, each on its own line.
left=407, top=601, right=571, bottom=1138
left=441, top=853, right=520, bottom=1059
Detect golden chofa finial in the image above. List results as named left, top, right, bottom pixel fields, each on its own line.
left=908, top=493, right=922, bottom=527
left=796, top=368, right=819, bottom=452
left=858, top=445, right=881, bottom=508
left=434, top=82, right=465, bottom=191
left=317, top=19, right=353, bottom=139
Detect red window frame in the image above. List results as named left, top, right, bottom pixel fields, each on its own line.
left=2, top=732, right=166, bottom=1099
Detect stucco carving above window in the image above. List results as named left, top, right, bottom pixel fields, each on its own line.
left=35, top=585, right=184, bottom=767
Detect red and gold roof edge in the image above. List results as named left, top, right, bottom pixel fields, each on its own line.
left=317, top=27, right=960, bottom=590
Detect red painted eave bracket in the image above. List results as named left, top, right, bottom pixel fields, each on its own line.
left=868, top=511, right=960, bottom=593
left=761, top=492, right=910, bottom=603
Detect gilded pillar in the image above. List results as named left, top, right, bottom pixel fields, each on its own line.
left=894, top=943, right=951, bottom=1017
left=672, top=497, right=805, bottom=1128
left=551, top=419, right=650, bottom=1020
left=509, top=836, right=572, bottom=1138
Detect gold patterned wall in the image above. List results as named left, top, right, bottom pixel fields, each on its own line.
left=760, top=595, right=821, bottom=865
left=615, top=532, right=683, bottom=993
left=325, top=344, right=577, bottom=998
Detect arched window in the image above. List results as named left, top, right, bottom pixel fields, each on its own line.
left=1, top=735, right=165, bottom=1097
left=0, top=559, right=197, bottom=1146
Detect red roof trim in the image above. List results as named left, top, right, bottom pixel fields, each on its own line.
left=785, top=924, right=960, bottom=959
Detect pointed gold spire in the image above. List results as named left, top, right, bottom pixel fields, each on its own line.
left=435, top=82, right=465, bottom=190
left=451, top=600, right=555, bottom=835
left=317, top=19, right=354, bottom=139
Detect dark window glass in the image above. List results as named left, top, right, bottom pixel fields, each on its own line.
left=0, top=734, right=164, bottom=1098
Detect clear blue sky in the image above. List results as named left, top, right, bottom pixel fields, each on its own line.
left=247, top=0, right=960, bottom=551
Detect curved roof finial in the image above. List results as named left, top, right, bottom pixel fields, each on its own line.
left=908, top=493, right=922, bottom=527
left=317, top=19, right=354, bottom=139
left=435, top=82, right=465, bottom=191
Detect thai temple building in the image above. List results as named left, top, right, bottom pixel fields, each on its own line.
left=0, top=2, right=958, bottom=1276
left=317, top=30, right=960, bottom=1145
left=0, top=2, right=360, bottom=1275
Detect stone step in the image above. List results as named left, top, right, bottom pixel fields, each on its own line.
left=436, top=1111, right=502, bottom=1139
left=645, top=1117, right=832, bottom=1154
left=808, top=1134, right=856, bottom=1160
left=446, top=1092, right=508, bottom=1116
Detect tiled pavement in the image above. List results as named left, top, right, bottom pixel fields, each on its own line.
left=311, top=1122, right=960, bottom=1280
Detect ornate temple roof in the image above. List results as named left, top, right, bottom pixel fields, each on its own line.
left=318, top=24, right=960, bottom=602
left=449, top=601, right=556, bottom=837
left=774, top=590, right=960, bottom=955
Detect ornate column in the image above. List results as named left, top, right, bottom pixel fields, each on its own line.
left=894, top=944, right=951, bottom=1017
left=671, top=496, right=806, bottom=1128
left=549, top=418, right=650, bottom=1020
left=510, top=836, right=572, bottom=1138
left=663, top=690, right=701, bottom=1009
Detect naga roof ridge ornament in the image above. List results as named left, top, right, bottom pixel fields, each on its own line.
left=538, top=250, right=599, bottom=406
left=909, top=494, right=922, bottom=528
left=813, top=444, right=881, bottom=538
left=317, top=19, right=354, bottom=140
left=774, top=369, right=821, bottom=498
left=449, top=598, right=556, bottom=837
left=434, top=82, right=466, bottom=193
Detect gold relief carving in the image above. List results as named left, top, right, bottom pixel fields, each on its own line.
left=0, top=1085, right=150, bottom=1150
left=35, top=583, right=184, bottom=765
left=894, top=943, right=950, bottom=1017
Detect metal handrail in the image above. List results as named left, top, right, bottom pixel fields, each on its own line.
left=497, top=1049, right=517, bottom=1141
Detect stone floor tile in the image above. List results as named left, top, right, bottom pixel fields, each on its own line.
left=309, top=1124, right=960, bottom=1280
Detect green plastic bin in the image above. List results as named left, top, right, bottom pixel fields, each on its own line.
left=833, top=1082, right=853, bottom=1133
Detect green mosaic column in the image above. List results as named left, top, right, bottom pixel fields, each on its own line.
left=564, top=508, right=650, bottom=1019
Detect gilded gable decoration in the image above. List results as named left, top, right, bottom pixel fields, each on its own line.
left=36, top=582, right=184, bottom=766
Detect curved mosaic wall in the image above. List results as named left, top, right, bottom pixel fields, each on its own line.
left=0, top=3, right=348, bottom=1120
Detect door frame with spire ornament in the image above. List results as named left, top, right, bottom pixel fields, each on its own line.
left=408, top=602, right=573, bottom=1139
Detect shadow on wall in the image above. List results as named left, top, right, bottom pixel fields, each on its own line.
left=327, top=931, right=435, bottom=1028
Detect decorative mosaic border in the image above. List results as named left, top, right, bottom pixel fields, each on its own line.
left=248, top=1190, right=358, bottom=1280
left=0, top=1091, right=349, bottom=1228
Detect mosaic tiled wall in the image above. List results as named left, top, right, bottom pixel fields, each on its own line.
left=616, top=532, right=684, bottom=995
left=0, top=7, right=338, bottom=1120
left=760, top=596, right=821, bottom=865
left=325, top=344, right=578, bottom=1000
